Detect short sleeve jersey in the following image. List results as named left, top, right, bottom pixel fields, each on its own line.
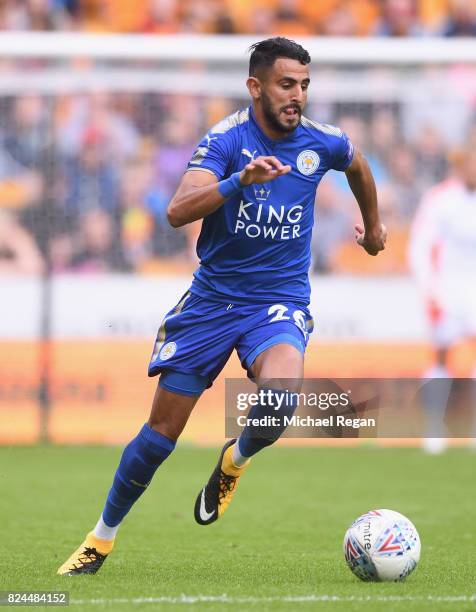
left=187, top=106, right=354, bottom=306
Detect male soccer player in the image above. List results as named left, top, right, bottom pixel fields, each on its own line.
left=409, top=147, right=476, bottom=453
left=58, top=37, right=386, bottom=575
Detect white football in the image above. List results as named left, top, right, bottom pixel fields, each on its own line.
left=343, top=509, right=421, bottom=582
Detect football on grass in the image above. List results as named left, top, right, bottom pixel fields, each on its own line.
left=343, top=509, right=421, bottom=582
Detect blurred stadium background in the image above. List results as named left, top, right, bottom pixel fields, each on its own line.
left=1, top=0, right=476, bottom=445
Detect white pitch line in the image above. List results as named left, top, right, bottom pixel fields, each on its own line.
left=71, top=594, right=476, bottom=605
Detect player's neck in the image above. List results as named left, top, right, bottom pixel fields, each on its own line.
left=252, top=103, right=295, bottom=141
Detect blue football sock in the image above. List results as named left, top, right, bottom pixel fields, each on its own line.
left=237, top=388, right=298, bottom=458
left=102, top=423, right=175, bottom=528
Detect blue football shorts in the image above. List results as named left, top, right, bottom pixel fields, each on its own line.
left=148, top=290, right=314, bottom=392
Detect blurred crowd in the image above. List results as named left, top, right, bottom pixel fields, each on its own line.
left=1, top=1, right=476, bottom=276
left=1, top=0, right=476, bottom=37
left=1, top=86, right=475, bottom=276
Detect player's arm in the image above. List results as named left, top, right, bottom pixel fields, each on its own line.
left=167, top=157, right=290, bottom=228
left=345, top=150, right=386, bottom=256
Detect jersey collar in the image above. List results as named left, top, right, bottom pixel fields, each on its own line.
left=249, top=105, right=302, bottom=147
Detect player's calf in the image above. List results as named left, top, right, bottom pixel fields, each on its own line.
left=237, top=387, right=298, bottom=456
left=100, top=423, right=176, bottom=529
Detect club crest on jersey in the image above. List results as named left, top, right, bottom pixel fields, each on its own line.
left=160, top=341, right=177, bottom=361
left=297, top=150, right=320, bottom=175
left=253, top=185, right=270, bottom=201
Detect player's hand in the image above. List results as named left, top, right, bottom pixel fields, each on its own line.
left=239, top=156, right=291, bottom=186
left=354, top=223, right=387, bottom=256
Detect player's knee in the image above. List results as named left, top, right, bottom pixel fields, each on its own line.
left=147, top=418, right=181, bottom=443
left=148, top=371, right=207, bottom=440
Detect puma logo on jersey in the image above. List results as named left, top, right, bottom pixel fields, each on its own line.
left=241, top=148, right=258, bottom=160
left=205, top=134, right=218, bottom=146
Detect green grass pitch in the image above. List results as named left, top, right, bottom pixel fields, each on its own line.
left=1, top=445, right=475, bottom=611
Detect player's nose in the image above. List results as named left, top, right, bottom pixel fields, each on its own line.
left=290, top=85, right=304, bottom=105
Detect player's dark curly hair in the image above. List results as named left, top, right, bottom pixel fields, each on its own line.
left=248, top=37, right=311, bottom=77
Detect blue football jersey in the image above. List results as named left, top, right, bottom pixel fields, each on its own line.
left=187, top=106, right=354, bottom=306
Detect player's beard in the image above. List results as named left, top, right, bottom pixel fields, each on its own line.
left=261, top=90, right=302, bottom=135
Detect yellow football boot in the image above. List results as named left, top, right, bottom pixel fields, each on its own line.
left=194, top=439, right=250, bottom=525
left=57, top=532, right=114, bottom=576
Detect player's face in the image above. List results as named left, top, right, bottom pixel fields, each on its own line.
left=254, top=58, right=310, bottom=135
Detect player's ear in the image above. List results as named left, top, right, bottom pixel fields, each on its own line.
left=246, top=76, right=261, bottom=100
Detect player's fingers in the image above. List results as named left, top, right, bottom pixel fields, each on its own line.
left=269, top=164, right=292, bottom=178
left=354, top=223, right=364, bottom=235
left=262, top=156, right=285, bottom=171
left=254, top=156, right=274, bottom=166
left=251, top=159, right=273, bottom=172
left=265, top=165, right=292, bottom=181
